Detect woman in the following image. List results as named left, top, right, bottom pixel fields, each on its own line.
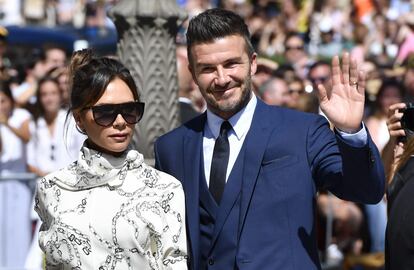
left=385, top=102, right=414, bottom=269
left=35, top=49, right=187, bottom=269
left=27, top=76, right=84, bottom=177
left=0, top=81, right=32, bottom=268
left=366, top=79, right=403, bottom=154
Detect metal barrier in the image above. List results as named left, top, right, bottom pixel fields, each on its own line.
left=0, top=173, right=38, bottom=182
left=0, top=173, right=39, bottom=270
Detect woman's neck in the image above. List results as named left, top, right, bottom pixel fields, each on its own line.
left=86, top=139, right=126, bottom=157
left=44, top=111, right=58, bottom=125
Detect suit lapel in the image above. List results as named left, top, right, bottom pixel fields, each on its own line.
left=183, top=113, right=206, bottom=269
left=238, top=100, right=277, bottom=237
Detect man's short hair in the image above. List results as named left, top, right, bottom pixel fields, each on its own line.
left=186, top=8, right=254, bottom=64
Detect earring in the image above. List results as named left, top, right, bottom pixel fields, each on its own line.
left=76, top=124, right=87, bottom=135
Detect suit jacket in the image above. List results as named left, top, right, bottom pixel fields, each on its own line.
left=154, top=99, right=385, bottom=270
left=180, top=100, right=200, bottom=124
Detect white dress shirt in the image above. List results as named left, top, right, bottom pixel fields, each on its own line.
left=203, top=95, right=257, bottom=185
left=203, top=94, right=368, bottom=186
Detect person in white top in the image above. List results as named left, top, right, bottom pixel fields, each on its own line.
left=35, top=49, right=187, bottom=269
left=27, top=76, right=85, bottom=177
left=0, top=81, right=32, bottom=268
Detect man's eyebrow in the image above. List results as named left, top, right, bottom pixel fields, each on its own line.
left=196, top=56, right=244, bottom=67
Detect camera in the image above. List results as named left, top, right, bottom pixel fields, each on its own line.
left=400, top=103, right=414, bottom=140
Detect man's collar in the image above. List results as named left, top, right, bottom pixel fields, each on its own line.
left=206, top=94, right=257, bottom=140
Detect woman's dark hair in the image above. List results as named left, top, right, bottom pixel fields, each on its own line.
left=186, top=8, right=254, bottom=65
left=395, top=136, right=414, bottom=174
left=0, top=80, right=14, bottom=108
left=33, top=76, right=61, bottom=122
left=68, top=49, right=139, bottom=114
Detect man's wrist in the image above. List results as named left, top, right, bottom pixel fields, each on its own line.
left=336, top=123, right=363, bottom=134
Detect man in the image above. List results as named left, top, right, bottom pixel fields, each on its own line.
left=308, top=60, right=332, bottom=93
left=154, top=8, right=384, bottom=269
left=283, top=32, right=312, bottom=79
left=258, top=76, right=291, bottom=107
left=177, top=44, right=200, bottom=123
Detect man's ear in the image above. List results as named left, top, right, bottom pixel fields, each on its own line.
left=188, top=63, right=197, bottom=84
left=250, top=52, right=257, bottom=76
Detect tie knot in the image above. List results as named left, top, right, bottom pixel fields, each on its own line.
left=220, top=121, right=232, bottom=137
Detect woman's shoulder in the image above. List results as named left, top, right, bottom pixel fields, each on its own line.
left=10, top=107, right=31, bottom=125
left=139, top=163, right=183, bottom=191
left=36, top=164, right=75, bottom=191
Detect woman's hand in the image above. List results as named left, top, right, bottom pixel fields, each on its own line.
left=386, top=102, right=406, bottom=139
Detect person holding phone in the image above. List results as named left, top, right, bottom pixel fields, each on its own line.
left=34, top=49, right=187, bottom=269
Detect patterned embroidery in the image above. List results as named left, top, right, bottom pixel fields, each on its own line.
left=35, top=146, right=187, bottom=269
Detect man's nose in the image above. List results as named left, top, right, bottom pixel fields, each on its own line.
left=215, top=66, right=230, bottom=86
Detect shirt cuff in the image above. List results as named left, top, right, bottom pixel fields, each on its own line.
left=335, top=123, right=367, bottom=147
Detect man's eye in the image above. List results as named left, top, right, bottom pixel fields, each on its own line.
left=201, top=67, right=215, bottom=73
left=225, top=62, right=238, bottom=68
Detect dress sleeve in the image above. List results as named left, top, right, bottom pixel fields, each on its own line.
left=34, top=177, right=62, bottom=270
left=159, top=178, right=188, bottom=269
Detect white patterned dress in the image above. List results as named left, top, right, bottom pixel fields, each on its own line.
left=35, top=145, right=187, bottom=270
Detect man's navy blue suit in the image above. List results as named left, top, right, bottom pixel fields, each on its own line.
left=154, top=99, right=385, bottom=270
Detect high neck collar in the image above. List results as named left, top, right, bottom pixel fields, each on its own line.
left=52, top=143, right=144, bottom=191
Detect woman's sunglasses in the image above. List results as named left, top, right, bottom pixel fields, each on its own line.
left=89, top=101, right=145, bottom=127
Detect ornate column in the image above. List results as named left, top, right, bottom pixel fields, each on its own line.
left=109, top=0, right=187, bottom=159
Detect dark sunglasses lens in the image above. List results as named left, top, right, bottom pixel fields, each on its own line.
left=92, top=102, right=145, bottom=126
left=92, top=105, right=117, bottom=127
left=119, top=103, right=138, bottom=124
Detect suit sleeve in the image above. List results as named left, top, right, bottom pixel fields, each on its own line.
left=307, top=116, right=385, bottom=204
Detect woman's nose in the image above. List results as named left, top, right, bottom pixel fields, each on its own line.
left=113, top=113, right=126, bottom=128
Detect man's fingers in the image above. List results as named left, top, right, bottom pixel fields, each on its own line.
left=317, top=84, right=328, bottom=103
left=356, top=71, right=365, bottom=95
left=349, top=57, right=358, bottom=87
left=342, top=52, right=349, bottom=84
left=331, top=55, right=341, bottom=86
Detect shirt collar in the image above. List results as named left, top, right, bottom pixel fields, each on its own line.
left=206, top=94, right=257, bottom=140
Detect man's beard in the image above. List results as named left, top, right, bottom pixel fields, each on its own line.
left=208, top=72, right=253, bottom=118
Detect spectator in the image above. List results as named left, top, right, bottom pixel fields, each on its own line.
left=286, top=75, right=306, bottom=110
left=27, top=76, right=84, bottom=177
left=366, top=79, right=404, bottom=154
left=258, top=76, right=291, bottom=107
left=12, top=52, right=51, bottom=111
left=0, top=81, right=31, bottom=269
left=43, top=44, right=68, bottom=69
left=251, top=57, right=278, bottom=95
left=283, top=32, right=312, bottom=79
left=308, top=60, right=332, bottom=95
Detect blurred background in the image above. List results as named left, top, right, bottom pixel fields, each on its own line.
left=2, top=0, right=414, bottom=269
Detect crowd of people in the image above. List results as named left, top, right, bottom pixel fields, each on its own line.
left=1, top=0, right=414, bottom=269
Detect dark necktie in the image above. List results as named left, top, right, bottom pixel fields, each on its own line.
left=209, top=121, right=232, bottom=204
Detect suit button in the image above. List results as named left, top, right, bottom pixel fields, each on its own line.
left=208, top=258, right=214, bottom=265
left=369, top=150, right=375, bottom=163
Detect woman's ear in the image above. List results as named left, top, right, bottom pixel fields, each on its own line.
left=73, top=111, right=85, bottom=133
